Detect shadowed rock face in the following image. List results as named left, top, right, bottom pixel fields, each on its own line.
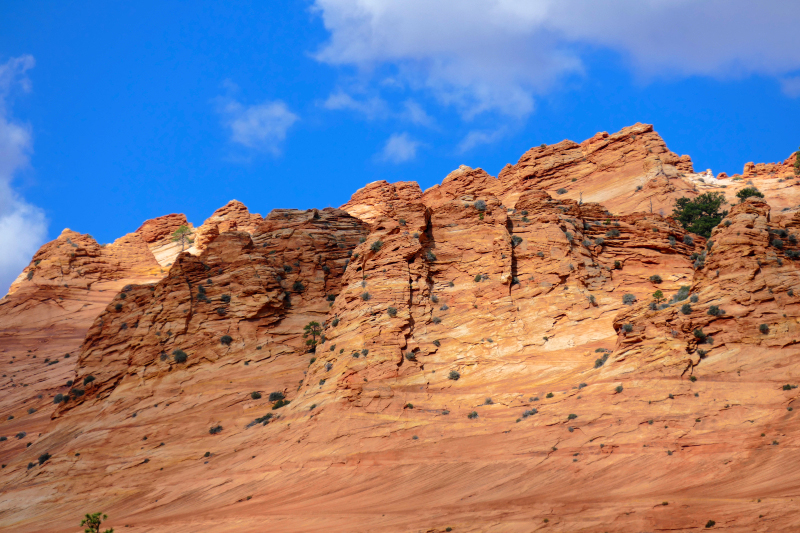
left=5, top=125, right=800, bottom=532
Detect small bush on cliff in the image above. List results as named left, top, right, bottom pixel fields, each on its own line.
left=173, top=349, right=188, bottom=363
left=251, top=391, right=261, bottom=400
left=649, top=275, right=662, bottom=284
left=220, top=335, right=232, bottom=346
left=556, top=188, right=567, bottom=195
left=681, top=303, right=692, bottom=315
left=672, top=192, right=727, bottom=238
left=736, top=187, right=764, bottom=202
left=171, top=225, right=194, bottom=252
left=772, top=238, right=785, bottom=249
left=426, top=250, right=437, bottom=261
left=83, top=375, right=95, bottom=386
left=361, top=292, right=371, bottom=301
left=80, top=512, right=114, bottom=533
left=448, top=370, right=460, bottom=381
left=387, top=306, right=398, bottom=317
left=606, top=229, right=620, bottom=238
left=303, top=321, right=322, bottom=351
left=759, top=323, right=770, bottom=334
left=467, top=411, right=478, bottom=419
left=622, top=323, right=633, bottom=333
left=53, top=393, right=64, bottom=404
left=370, top=240, right=383, bottom=252
left=220, top=294, right=231, bottom=304
left=474, top=200, right=487, bottom=211
left=708, top=305, right=725, bottom=316
left=268, top=391, right=285, bottom=402
left=209, top=425, right=223, bottom=435
left=512, top=235, right=523, bottom=247
left=622, top=294, right=636, bottom=305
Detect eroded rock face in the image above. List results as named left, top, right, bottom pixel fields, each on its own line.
left=6, top=130, right=800, bottom=532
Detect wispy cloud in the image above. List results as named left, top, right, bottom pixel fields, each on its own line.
left=781, top=76, right=800, bottom=98
left=323, top=91, right=435, bottom=127
left=217, top=96, right=298, bottom=155
left=0, top=54, right=47, bottom=296
left=457, top=128, right=506, bottom=153
left=378, top=132, right=420, bottom=163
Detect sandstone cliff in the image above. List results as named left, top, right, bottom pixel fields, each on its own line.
left=3, top=125, right=800, bottom=532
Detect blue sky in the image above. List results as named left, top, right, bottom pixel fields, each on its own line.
left=1, top=0, right=799, bottom=293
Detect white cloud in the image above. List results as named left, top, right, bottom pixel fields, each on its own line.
left=0, top=55, right=47, bottom=296
left=379, top=132, right=420, bottom=163
left=218, top=98, right=298, bottom=155
left=457, top=128, right=507, bottom=153
left=313, top=0, right=800, bottom=117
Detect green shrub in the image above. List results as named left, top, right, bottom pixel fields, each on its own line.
left=567, top=413, right=577, bottom=420
left=708, top=305, right=724, bottom=316
left=556, top=188, right=567, bottom=195
left=622, top=323, right=633, bottom=333
left=681, top=303, right=692, bottom=315
left=268, top=391, right=285, bottom=402
left=474, top=200, right=487, bottom=211
left=220, top=294, right=231, bottom=304
left=467, top=411, right=478, bottom=419
left=53, top=393, right=64, bottom=404
left=80, top=512, right=113, bottom=533
left=173, top=349, right=188, bottom=363
left=672, top=192, right=727, bottom=238
left=614, top=260, right=621, bottom=269
left=370, top=240, right=383, bottom=252
left=361, top=292, right=371, bottom=301
left=448, top=370, right=460, bottom=380
left=606, top=229, right=620, bottom=238
left=615, top=385, right=623, bottom=393
left=432, top=316, right=441, bottom=324
left=546, top=392, right=554, bottom=398
left=220, top=335, right=232, bottom=346
left=736, top=187, right=764, bottom=202
left=83, top=375, right=95, bottom=386
left=512, top=235, right=523, bottom=247
left=705, top=520, right=715, bottom=528
left=404, top=351, right=416, bottom=361
left=759, top=323, right=769, bottom=334
left=649, top=275, right=662, bottom=284
left=387, top=306, right=397, bottom=317
left=474, top=274, right=482, bottom=282
left=209, top=425, right=223, bottom=434
left=622, top=293, right=636, bottom=305
left=272, top=399, right=290, bottom=409
left=251, top=392, right=261, bottom=400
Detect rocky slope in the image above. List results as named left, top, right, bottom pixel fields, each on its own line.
left=3, top=124, right=800, bottom=532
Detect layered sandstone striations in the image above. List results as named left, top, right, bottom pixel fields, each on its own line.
left=4, top=126, right=800, bottom=532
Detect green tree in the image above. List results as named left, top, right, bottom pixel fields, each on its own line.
left=736, top=187, right=764, bottom=202
left=81, top=512, right=113, bottom=533
left=303, top=321, right=322, bottom=352
left=672, top=192, right=728, bottom=238
left=653, top=290, right=665, bottom=306
left=795, top=146, right=800, bottom=176
left=171, top=225, right=194, bottom=252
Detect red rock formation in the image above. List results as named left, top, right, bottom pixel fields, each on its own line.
left=7, top=129, right=800, bottom=532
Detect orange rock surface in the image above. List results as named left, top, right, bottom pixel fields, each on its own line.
left=3, top=125, right=800, bottom=532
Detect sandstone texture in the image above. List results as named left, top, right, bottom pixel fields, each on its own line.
left=3, top=126, right=800, bottom=532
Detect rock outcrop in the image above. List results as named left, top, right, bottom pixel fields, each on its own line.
left=5, top=126, right=800, bottom=532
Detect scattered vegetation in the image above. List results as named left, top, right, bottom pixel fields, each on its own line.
left=370, top=240, right=383, bottom=252
left=467, top=411, right=479, bottom=419
left=268, top=392, right=285, bottom=402
left=622, top=294, right=636, bottom=305
left=708, top=305, right=725, bottom=316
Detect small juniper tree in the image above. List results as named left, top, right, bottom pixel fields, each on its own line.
left=303, top=321, right=322, bottom=351
left=736, top=187, right=764, bottom=202
left=171, top=225, right=194, bottom=252
left=653, top=289, right=665, bottom=306
left=81, top=512, right=114, bottom=533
